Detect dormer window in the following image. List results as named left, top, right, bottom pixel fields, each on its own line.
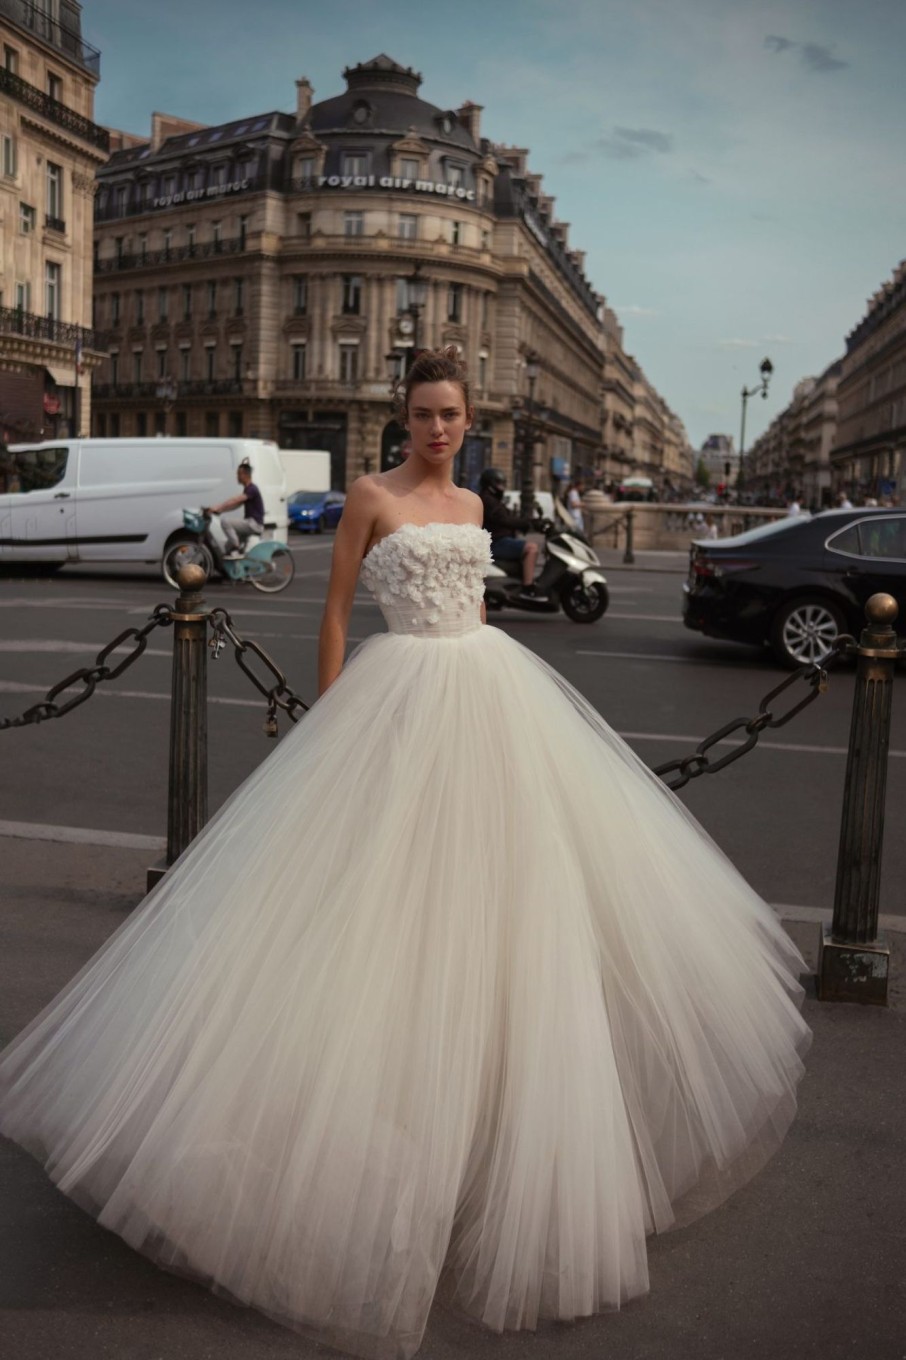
left=343, top=153, right=369, bottom=177
left=439, top=114, right=454, bottom=134
left=446, top=163, right=465, bottom=189
left=400, top=156, right=420, bottom=179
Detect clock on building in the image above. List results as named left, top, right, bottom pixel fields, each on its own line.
left=398, top=316, right=414, bottom=336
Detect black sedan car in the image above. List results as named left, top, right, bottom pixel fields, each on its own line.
left=683, top=508, right=906, bottom=666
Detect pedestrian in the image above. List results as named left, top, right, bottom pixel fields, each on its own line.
left=0, top=347, right=810, bottom=1360
left=786, top=494, right=802, bottom=515
left=836, top=491, right=853, bottom=510
left=566, top=478, right=585, bottom=532
left=703, top=513, right=719, bottom=540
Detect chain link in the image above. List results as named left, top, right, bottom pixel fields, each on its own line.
left=208, top=607, right=310, bottom=736
left=653, top=659, right=829, bottom=790
left=0, top=604, right=174, bottom=731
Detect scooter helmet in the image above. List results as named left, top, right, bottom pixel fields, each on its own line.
left=479, top=467, right=507, bottom=498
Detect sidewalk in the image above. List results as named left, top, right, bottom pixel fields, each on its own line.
left=1, top=832, right=904, bottom=1360
left=594, top=545, right=689, bottom=573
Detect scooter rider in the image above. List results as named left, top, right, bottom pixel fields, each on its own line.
left=479, top=468, right=547, bottom=601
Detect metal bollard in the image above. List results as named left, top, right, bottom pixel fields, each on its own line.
left=147, top=564, right=209, bottom=890
left=623, top=508, right=635, bottom=565
left=817, top=593, right=898, bottom=1005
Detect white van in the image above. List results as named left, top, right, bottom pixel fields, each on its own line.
left=278, top=449, right=331, bottom=495
left=0, top=438, right=287, bottom=571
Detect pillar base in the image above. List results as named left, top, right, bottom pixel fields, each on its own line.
left=146, top=858, right=169, bottom=893
left=816, top=925, right=889, bottom=1006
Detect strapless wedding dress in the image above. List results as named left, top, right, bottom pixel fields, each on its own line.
left=0, top=522, right=809, bottom=1359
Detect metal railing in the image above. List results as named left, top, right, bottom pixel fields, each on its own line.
left=44, top=213, right=65, bottom=234
left=0, top=66, right=107, bottom=148
left=95, top=238, right=247, bottom=273
left=0, top=303, right=106, bottom=352
left=0, top=0, right=102, bottom=74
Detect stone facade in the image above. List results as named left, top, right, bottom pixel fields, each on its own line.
left=90, top=55, right=681, bottom=495
left=0, top=0, right=108, bottom=441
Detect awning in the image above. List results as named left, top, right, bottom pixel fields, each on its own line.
left=44, top=365, right=76, bottom=387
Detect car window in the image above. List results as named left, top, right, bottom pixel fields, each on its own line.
left=828, top=515, right=906, bottom=561
left=3, top=447, right=69, bottom=494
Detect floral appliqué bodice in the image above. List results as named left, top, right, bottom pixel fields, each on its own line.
left=360, top=522, right=492, bottom=637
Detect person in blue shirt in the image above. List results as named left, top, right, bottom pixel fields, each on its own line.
left=209, top=459, right=265, bottom=556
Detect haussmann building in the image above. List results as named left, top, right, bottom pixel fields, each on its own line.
left=91, top=54, right=613, bottom=492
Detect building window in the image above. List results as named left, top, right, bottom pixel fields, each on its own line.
left=110, top=412, right=121, bottom=437
left=399, top=213, right=418, bottom=240
left=132, top=350, right=143, bottom=383
left=210, top=164, right=227, bottom=188
left=2, top=133, right=16, bottom=178
left=45, top=262, right=61, bottom=320
left=182, top=284, right=192, bottom=320
left=338, top=343, right=359, bottom=383
left=137, top=232, right=148, bottom=260
left=109, top=352, right=119, bottom=386
left=3, top=45, right=18, bottom=74
left=293, top=275, right=307, bottom=315
left=238, top=214, right=249, bottom=247
left=231, top=345, right=243, bottom=381
left=233, top=277, right=244, bottom=316
left=297, top=212, right=311, bottom=239
left=19, top=202, right=36, bottom=234
left=447, top=282, right=463, bottom=323
left=114, top=235, right=125, bottom=262
left=212, top=221, right=222, bottom=249
left=342, top=153, right=368, bottom=177
left=341, top=274, right=362, bottom=315
left=15, top=280, right=31, bottom=311
left=186, top=223, right=197, bottom=253
left=480, top=229, right=490, bottom=251
left=162, top=174, right=176, bottom=197
left=205, top=346, right=216, bottom=381
left=175, top=412, right=188, bottom=437
left=446, top=163, right=464, bottom=189
left=292, top=342, right=307, bottom=381
left=205, top=412, right=219, bottom=437
left=96, top=412, right=107, bottom=436
left=343, top=210, right=364, bottom=237
left=450, top=220, right=462, bottom=246
left=136, top=412, right=147, bottom=436
left=480, top=291, right=489, bottom=327
left=228, top=411, right=243, bottom=437
left=179, top=347, right=191, bottom=381
left=45, top=163, right=62, bottom=221
left=479, top=352, right=487, bottom=390
left=156, top=349, right=167, bottom=380
left=163, top=228, right=173, bottom=256
left=115, top=185, right=128, bottom=216
left=295, top=155, right=315, bottom=183
left=187, top=168, right=203, bottom=192
left=111, top=291, right=121, bottom=324
left=135, top=289, right=144, bottom=323
left=47, top=71, right=63, bottom=102
left=400, top=156, right=419, bottom=180
left=158, top=286, right=168, bottom=321
left=207, top=280, right=217, bottom=318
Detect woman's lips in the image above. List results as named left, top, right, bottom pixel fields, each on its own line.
left=428, top=442, right=447, bottom=449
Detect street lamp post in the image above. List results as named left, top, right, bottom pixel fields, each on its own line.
left=406, top=260, right=428, bottom=354
left=155, top=374, right=178, bottom=437
left=521, top=350, right=540, bottom=519
left=739, top=356, right=773, bottom=494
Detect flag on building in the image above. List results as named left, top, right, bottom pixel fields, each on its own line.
left=75, top=337, right=84, bottom=376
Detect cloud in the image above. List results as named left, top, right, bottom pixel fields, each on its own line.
left=689, top=169, right=711, bottom=185
left=587, top=126, right=674, bottom=160
left=800, top=43, right=848, bottom=73
left=717, top=338, right=761, bottom=350
left=615, top=304, right=659, bottom=318
left=613, top=127, right=673, bottom=154
left=764, top=34, right=849, bottom=73
left=761, top=334, right=795, bottom=345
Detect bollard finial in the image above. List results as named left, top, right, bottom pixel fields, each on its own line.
left=865, top=592, right=898, bottom=626
left=176, top=564, right=206, bottom=593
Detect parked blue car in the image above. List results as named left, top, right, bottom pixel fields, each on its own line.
left=287, top=490, right=346, bottom=533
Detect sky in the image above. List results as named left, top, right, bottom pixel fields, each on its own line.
left=82, top=0, right=906, bottom=450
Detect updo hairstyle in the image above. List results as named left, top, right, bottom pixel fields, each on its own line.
left=391, top=345, right=472, bottom=423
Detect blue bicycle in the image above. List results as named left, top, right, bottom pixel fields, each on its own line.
left=162, top=509, right=296, bottom=594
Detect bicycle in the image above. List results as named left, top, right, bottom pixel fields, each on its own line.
left=162, top=509, right=295, bottom=594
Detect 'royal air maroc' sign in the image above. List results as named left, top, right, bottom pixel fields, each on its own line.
left=310, top=175, right=476, bottom=202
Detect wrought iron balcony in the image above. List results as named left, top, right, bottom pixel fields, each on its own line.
left=95, top=238, right=247, bottom=273
left=0, top=303, right=105, bottom=351
left=92, top=382, right=161, bottom=399
left=45, top=213, right=65, bottom=234
left=0, top=0, right=102, bottom=75
left=0, top=66, right=108, bottom=150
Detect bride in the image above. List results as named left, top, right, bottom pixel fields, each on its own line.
left=0, top=347, right=809, bottom=1360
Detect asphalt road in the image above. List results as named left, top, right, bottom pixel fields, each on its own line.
left=1, top=537, right=904, bottom=921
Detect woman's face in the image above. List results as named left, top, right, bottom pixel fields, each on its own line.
left=405, top=380, right=472, bottom=465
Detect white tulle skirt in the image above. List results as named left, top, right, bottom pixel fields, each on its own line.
left=0, top=623, right=809, bottom=1359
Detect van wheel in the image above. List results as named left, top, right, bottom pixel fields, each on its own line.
left=162, top=538, right=214, bottom=590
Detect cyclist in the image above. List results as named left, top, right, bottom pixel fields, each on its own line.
left=208, top=459, right=265, bottom=557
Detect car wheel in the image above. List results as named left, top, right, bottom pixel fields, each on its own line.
left=316, top=514, right=326, bottom=534
left=771, top=596, right=845, bottom=668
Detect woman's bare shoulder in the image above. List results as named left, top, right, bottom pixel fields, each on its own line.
left=457, top=487, right=484, bottom=525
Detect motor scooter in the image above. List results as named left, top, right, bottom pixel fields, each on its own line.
left=484, top=521, right=609, bottom=622
left=162, top=509, right=295, bottom=593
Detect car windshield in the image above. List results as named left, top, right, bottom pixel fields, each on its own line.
left=289, top=492, right=323, bottom=506
left=716, top=516, right=810, bottom=547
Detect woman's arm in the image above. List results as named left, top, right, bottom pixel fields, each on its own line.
left=317, top=479, right=379, bottom=696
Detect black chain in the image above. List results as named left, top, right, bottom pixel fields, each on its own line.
left=0, top=604, right=174, bottom=731
left=653, top=658, right=830, bottom=790
left=208, top=607, right=310, bottom=737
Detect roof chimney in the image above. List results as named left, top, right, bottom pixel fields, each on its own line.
left=457, top=101, right=482, bottom=143
left=296, top=77, right=313, bottom=120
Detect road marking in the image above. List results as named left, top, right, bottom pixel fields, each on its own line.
left=0, top=818, right=165, bottom=851
left=577, top=648, right=755, bottom=665
left=619, top=730, right=862, bottom=757
left=772, top=903, right=906, bottom=934
left=0, top=640, right=171, bottom=656
left=604, top=613, right=685, bottom=623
